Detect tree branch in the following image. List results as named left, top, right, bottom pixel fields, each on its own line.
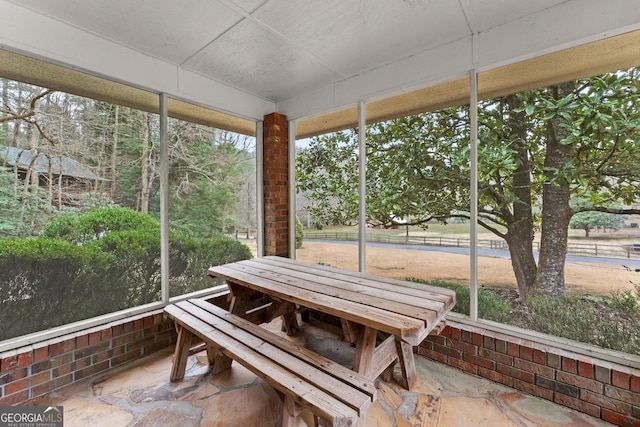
left=573, top=206, right=640, bottom=215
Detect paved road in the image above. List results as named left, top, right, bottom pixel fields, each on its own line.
left=306, top=239, right=640, bottom=269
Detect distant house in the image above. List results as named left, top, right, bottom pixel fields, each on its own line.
left=0, top=144, right=107, bottom=206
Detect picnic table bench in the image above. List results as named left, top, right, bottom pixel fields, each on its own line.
left=208, top=256, right=456, bottom=389
left=165, top=256, right=455, bottom=426
left=165, top=298, right=376, bottom=427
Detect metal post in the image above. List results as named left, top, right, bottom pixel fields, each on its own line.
left=159, top=93, right=170, bottom=303
left=469, top=69, right=479, bottom=322
left=358, top=101, right=367, bottom=273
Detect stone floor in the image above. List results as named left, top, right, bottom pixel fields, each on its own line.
left=30, top=318, right=613, bottom=427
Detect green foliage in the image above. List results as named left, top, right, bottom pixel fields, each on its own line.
left=601, top=284, right=640, bottom=318
left=166, top=126, right=253, bottom=238
left=169, top=182, right=233, bottom=238
left=171, top=235, right=252, bottom=295
left=570, top=198, right=624, bottom=237
left=297, top=131, right=360, bottom=227
left=409, top=277, right=640, bottom=355
left=0, top=168, right=21, bottom=237
left=570, top=210, right=624, bottom=236
left=407, top=278, right=512, bottom=323
left=523, top=294, right=640, bottom=354
left=298, top=67, right=640, bottom=297
left=87, top=229, right=163, bottom=307
left=0, top=207, right=252, bottom=341
left=0, top=167, right=57, bottom=238
left=295, top=216, right=304, bottom=249
left=39, top=206, right=158, bottom=244
left=0, top=238, right=110, bottom=340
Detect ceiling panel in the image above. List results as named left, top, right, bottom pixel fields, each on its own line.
left=467, top=0, right=567, bottom=32
left=5, top=0, right=639, bottom=114
left=254, top=0, right=470, bottom=77
left=184, top=19, right=339, bottom=100
left=13, top=0, right=245, bottom=64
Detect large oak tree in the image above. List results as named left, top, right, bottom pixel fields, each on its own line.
left=297, top=67, right=640, bottom=297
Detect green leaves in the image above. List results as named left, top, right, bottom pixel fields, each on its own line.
left=297, top=66, right=640, bottom=234
left=1, top=207, right=252, bottom=340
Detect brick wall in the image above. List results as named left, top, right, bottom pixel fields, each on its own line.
left=263, top=112, right=289, bottom=257
left=0, top=310, right=176, bottom=405
left=418, top=321, right=640, bottom=427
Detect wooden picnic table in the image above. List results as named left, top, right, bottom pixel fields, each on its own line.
left=207, top=256, right=456, bottom=390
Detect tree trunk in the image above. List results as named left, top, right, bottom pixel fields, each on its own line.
left=111, top=105, right=119, bottom=198
left=534, top=83, right=574, bottom=296
left=140, top=112, right=151, bottom=213
left=503, top=95, right=537, bottom=298
left=1, top=79, right=8, bottom=140
left=58, top=174, right=63, bottom=210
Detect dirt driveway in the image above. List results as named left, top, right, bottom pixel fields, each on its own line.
left=293, top=242, right=639, bottom=296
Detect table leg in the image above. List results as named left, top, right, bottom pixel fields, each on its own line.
left=340, top=319, right=361, bottom=344
left=396, top=339, right=417, bottom=390
left=353, top=326, right=377, bottom=377
left=281, top=311, right=301, bottom=336
left=281, top=395, right=305, bottom=427
left=170, top=325, right=192, bottom=382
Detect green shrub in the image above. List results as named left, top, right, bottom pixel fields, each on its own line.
left=523, top=294, right=640, bottom=354
left=601, top=284, right=640, bottom=317
left=40, top=206, right=158, bottom=244
left=87, top=229, right=163, bottom=307
left=407, top=278, right=512, bottom=323
left=171, top=234, right=252, bottom=295
left=0, top=207, right=254, bottom=341
left=0, top=238, right=110, bottom=340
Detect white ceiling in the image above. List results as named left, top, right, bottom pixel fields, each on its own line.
left=2, top=0, right=640, bottom=122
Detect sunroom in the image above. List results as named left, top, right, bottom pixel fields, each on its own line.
left=0, top=1, right=639, bottom=426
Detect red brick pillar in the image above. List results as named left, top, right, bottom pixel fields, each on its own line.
left=263, top=112, right=289, bottom=257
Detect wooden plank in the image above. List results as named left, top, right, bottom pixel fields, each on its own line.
left=188, top=299, right=376, bottom=401
left=188, top=342, right=208, bottom=356
left=396, top=340, right=417, bottom=390
left=227, top=282, right=263, bottom=316
left=258, top=256, right=457, bottom=304
left=217, top=257, right=456, bottom=336
left=175, top=300, right=374, bottom=412
left=214, top=263, right=428, bottom=335
left=166, top=304, right=363, bottom=424
left=282, top=395, right=305, bottom=427
left=340, top=319, right=360, bottom=344
left=282, top=311, right=301, bottom=336
left=353, top=327, right=377, bottom=378
left=263, top=300, right=297, bottom=323
left=264, top=256, right=456, bottom=345
left=208, top=345, right=233, bottom=374
left=207, top=265, right=425, bottom=345
left=227, top=261, right=443, bottom=324
left=170, top=324, right=193, bottom=382
left=429, top=319, right=447, bottom=336
left=371, top=335, right=399, bottom=380
left=412, top=311, right=450, bottom=344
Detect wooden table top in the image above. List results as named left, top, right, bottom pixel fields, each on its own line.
left=208, top=256, right=456, bottom=346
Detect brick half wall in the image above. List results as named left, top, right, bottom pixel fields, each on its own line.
left=0, top=310, right=176, bottom=405
left=418, top=321, right=640, bottom=427
left=2, top=310, right=638, bottom=427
